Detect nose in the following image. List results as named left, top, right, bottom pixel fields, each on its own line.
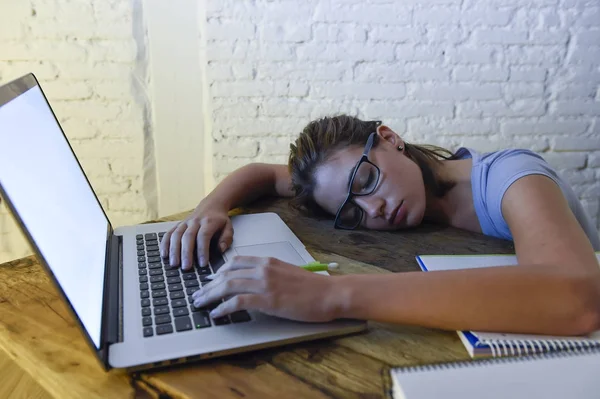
left=354, top=196, right=385, bottom=220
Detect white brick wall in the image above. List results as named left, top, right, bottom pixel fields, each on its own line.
left=0, top=0, right=152, bottom=263
left=204, top=0, right=600, bottom=234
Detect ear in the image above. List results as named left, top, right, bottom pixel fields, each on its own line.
left=376, top=125, right=404, bottom=148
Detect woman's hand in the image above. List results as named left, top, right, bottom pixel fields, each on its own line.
left=192, top=256, right=343, bottom=322
left=159, top=198, right=233, bottom=270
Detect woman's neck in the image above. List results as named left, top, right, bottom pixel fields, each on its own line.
left=423, top=158, right=482, bottom=233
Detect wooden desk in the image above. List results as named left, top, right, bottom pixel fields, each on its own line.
left=0, top=198, right=515, bottom=398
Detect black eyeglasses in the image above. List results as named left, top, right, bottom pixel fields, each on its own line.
left=333, top=132, right=381, bottom=230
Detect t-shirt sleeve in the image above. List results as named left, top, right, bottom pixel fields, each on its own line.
left=483, top=149, right=561, bottom=240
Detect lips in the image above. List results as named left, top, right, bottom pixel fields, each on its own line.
left=389, top=200, right=404, bottom=225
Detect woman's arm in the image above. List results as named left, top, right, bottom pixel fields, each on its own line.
left=336, top=175, right=600, bottom=336
left=206, top=163, right=293, bottom=210
left=160, top=163, right=292, bottom=269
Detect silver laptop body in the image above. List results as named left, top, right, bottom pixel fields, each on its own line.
left=0, top=74, right=365, bottom=370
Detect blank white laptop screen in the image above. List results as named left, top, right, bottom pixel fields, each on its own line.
left=0, top=85, right=108, bottom=348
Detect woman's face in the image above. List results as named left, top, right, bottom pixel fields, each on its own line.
left=312, top=126, right=427, bottom=230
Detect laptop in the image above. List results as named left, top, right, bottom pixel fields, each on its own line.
left=0, top=74, right=366, bottom=371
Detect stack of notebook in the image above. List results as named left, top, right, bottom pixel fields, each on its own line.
left=388, top=253, right=600, bottom=398
left=390, top=347, right=600, bottom=399
left=415, top=253, right=600, bottom=358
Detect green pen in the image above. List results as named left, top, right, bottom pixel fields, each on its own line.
left=300, top=261, right=339, bottom=272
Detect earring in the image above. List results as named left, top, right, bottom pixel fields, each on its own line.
left=397, top=145, right=404, bottom=151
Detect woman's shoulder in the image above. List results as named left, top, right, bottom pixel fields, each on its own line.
left=458, top=147, right=555, bottom=175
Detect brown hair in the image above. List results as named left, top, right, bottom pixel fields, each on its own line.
left=288, top=114, right=458, bottom=217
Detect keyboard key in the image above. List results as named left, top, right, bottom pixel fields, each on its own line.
left=186, top=287, right=200, bottom=296
left=154, top=306, right=169, bottom=315
left=171, top=299, right=187, bottom=308
left=137, top=256, right=146, bottom=263
left=230, top=311, right=251, bottom=323
left=156, top=324, right=173, bottom=335
left=168, top=284, right=183, bottom=292
left=149, top=269, right=163, bottom=276
left=146, top=244, right=159, bottom=251
left=136, top=234, right=143, bottom=239
left=191, top=302, right=209, bottom=312
left=170, top=291, right=185, bottom=300
left=147, top=250, right=160, bottom=257
left=182, top=273, right=197, bottom=281
left=139, top=276, right=148, bottom=283
left=151, top=282, right=166, bottom=290
left=175, top=316, right=193, bottom=332
left=199, top=275, right=212, bottom=283
left=173, top=307, right=189, bottom=317
left=153, top=298, right=168, bottom=306
left=138, top=269, right=147, bottom=276
left=137, top=244, right=144, bottom=251
left=155, top=314, right=172, bottom=324
left=145, top=233, right=157, bottom=240
left=181, top=268, right=195, bottom=274
left=150, top=276, right=164, bottom=284
left=166, top=270, right=179, bottom=277
left=192, top=312, right=211, bottom=328
left=141, top=298, right=150, bottom=307
left=209, top=251, right=226, bottom=272
left=213, top=316, right=231, bottom=325
left=140, top=291, right=149, bottom=299
left=148, top=262, right=162, bottom=269
left=167, top=276, right=181, bottom=284
left=136, top=238, right=144, bottom=245
left=207, top=301, right=221, bottom=310
left=148, top=256, right=161, bottom=263
left=197, top=266, right=211, bottom=274
left=143, top=327, right=153, bottom=337
left=137, top=250, right=145, bottom=256
left=142, top=316, right=152, bottom=326
left=140, top=283, right=148, bottom=290
left=138, top=262, right=146, bottom=269
left=146, top=239, right=158, bottom=246
left=142, top=308, right=151, bottom=317
left=152, top=290, right=167, bottom=298
left=184, top=280, right=199, bottom=288
left=158, top=232, right=165, bottom=237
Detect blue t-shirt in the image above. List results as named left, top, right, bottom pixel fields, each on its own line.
left=455, top=147, right=600, bottom=251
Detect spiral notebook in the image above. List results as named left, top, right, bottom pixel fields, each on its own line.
left=390, top=347, right=600, bottom=399
left=415, top=253, right=600, bottom=358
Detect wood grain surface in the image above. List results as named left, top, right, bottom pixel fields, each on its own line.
left=0, top=197, right=515, bottom=398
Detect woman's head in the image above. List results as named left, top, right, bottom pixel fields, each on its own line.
left=288, top=115, right=456, bottom=230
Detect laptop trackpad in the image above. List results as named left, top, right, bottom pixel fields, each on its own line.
left=231, top=242, right=306, bottom=266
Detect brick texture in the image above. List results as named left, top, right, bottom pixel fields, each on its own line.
left=204, top=0, right=600, bottom=234
left=0, top=0, right=151, bottom=262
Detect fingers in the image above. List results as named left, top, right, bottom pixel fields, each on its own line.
left=217, top=219, right=234, bottom=253
left=213, top=255, right=269, bottom=277
left=195, top=218, right=225, bottom=267
left=168, top=222, right=187, bottom=266
left=159, top=225, right=177, bottom=258
left=192, top=276, right=263, bottom=310
left=180, top=220, right=200, bottom=270
left=209, top=294, right=265, bottom=318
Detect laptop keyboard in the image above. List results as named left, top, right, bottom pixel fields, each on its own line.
left=137, top=232, right=251, bottom=338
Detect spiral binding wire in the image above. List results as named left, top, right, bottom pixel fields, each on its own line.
left=481, top=337, right=600, bottom=357
left=394, top=346, right=600, bottom=374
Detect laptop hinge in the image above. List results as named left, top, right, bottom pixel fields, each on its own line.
left=105, top=234, right=122, bottom=346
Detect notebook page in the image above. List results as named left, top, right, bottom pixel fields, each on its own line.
left=391, top=350, right=600, bottom=399
left=416, top=253, right=600, bottom=272
left=417, top=254, right=518, bottom=271
left=473, top=330, right=600, bottom=344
